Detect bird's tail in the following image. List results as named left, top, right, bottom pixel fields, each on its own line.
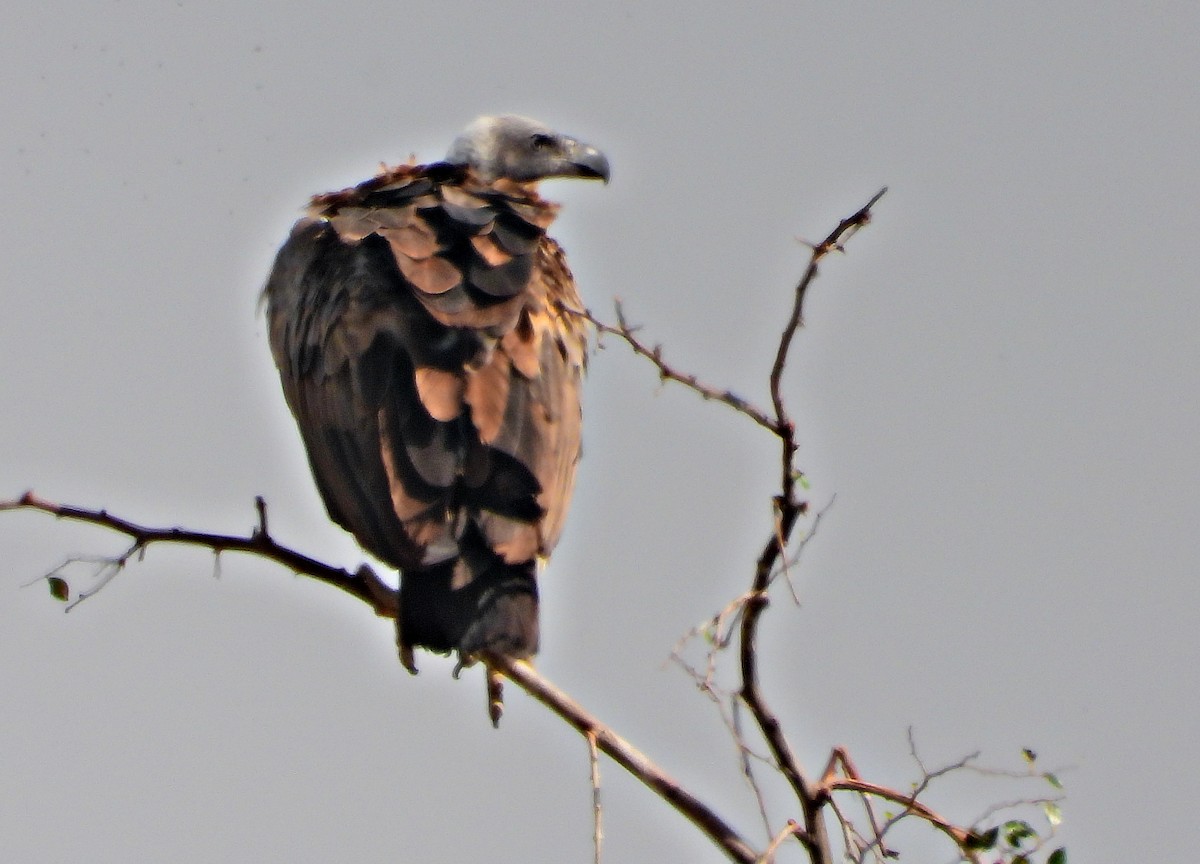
left=398, top=556, right=539, bottom=666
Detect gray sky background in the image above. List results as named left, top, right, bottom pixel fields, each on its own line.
left=2, top=3, right=1197, bottom=862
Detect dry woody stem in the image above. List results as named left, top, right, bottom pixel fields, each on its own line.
left=4, top=187, right=1050, bottom=864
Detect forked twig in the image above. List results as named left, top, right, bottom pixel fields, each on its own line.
left=758, top=820, right=803, bottom=863
left=736, top=188, right=888, bottom=864
left=561, top=301, right=780, bottom=435
left=2, top=491, right=396, bottom=616
left=489, top=654, right=759, bottom=863
left=821, top=745, right=981, bottom=859
left=3, top=187, right=1039, bottom=864
left=3, top=490, right=759, bottom=864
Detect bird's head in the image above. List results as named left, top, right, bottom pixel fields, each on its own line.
left=445, top=115, right=610, bottom=185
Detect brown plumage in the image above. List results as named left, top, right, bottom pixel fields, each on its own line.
left=263, top=117, right=608, bottom=670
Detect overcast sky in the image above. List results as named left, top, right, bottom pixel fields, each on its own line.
left=2, top=3, right=1197, bottom=862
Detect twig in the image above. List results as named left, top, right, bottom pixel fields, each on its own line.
left=732, top=697, right=775, bottom=840
left=821, top=748, right=892, bottom=860
left=826, top=795, right=877, bottom=863
left=5, top=186, right=1027, bottom=864
left=769, top=509, right=801, bottom=606
left=490, top=654, right=759, bottom=864
left=772, top=187, right=886, bottom=494
left=35, top=552, right=128, bottom=611
left=824, top=775, right=976, bottom=855
left=587, top=731, right=603, bottom=864
left=669, top=589, right=758, bottom=688
left=821, top=745, right=980, bottom=856
left=971, top=794, right=1065, bottom=828
left=768, top=494, right=836, bottom=589
left=561, top=301, right=781, bottom=435
left=2, top=491, right=397, bottom=617
left=669, top=622, right=775, bottom=842
left=644, top=188, right=886, bottom=864
left=757, top=820, right=802, bottom=863
left=3, top=490, right=760, bottom=864
left=738, top=188, right=887, bottom=864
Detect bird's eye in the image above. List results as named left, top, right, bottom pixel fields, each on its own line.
left=530, top=133, right=556, bottom=150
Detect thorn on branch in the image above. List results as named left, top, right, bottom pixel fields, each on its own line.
left=254, top=495, right=269, bottom=538
left=556, top=302, right=780, bottom=434
left=2, top=491, right=395, bottom=617
left=8, top=188, right=1013, bottom=864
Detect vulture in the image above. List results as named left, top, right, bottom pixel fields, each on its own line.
left=263, top=116, right=609, bottom=677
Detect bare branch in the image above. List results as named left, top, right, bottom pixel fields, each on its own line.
left=773, top=187, right=886, bottom=487
left=825, top=775, right=977, bottom=855
left=737, top=188, right=889, bottom=864
left=820, top=749, right=893, bottom=862
left=769, top=494, right=836, bottom=588
left=489, top=654, right=760, bottom=864
left=3, top=490, right=760, bottom=864
left=647, top=188, right=887, bottom=864
left=670, top=605, right=783, bottom=847
left=731, top=698, right=775, bottom=840
left=3, top=490, right=396, bottom=617
left=560, top=301, right=781, bottom=435
left=757, top=820, right=802, bottom=863
left=821, top=745, right=981, bottom=858
left=5, top=187, right=1056, bottom=864
left=587, top=731, right=603, bottom=864
left=826, top=795, right=881, bottom=864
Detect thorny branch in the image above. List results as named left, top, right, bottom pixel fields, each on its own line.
left=4, top=188, right=1060, bottom=863
left=822, top=745, right=979, bottom=860
left=735, top=186, right=889, bottom=864
left=2, top=491, right=398, bottom=618
left=606, top=186, right=1058, bottom=863
left=560, top=304, right=780, bottom=435
left=3, top=490, right=758, bottom=864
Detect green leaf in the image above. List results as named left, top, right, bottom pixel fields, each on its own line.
left=1044, top=801, right=1062, bottom=826
left=963, top=827, right=998, bottom=850
left=1022, top=748, right=1037, bottom=763
left=1012, top=856, right=1030, bottom=864
left=1044, top=771, right=1063, bottom=789
left=47, top=576, right=69, bottom=602
left=1047, top=847, right=1067, bottom=864
left=1003, top=820, right=1036, bottom=847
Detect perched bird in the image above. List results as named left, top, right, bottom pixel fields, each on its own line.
left=263, top=116, right=609, bottom=678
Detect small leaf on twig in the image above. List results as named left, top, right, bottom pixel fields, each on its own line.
left=963, top=827, right=998, bottom=850
left=1043, top=771, right=1063, bottom=790
left=1003, top=819, right=1035, bottom=847
left=47, top=576, right=70, bottom=602
left=1043, top=801, right=1062, bottom=826
left=1047, top=847, right=1067, bottom=864
left=1021, top=748, right=1037, bottom=763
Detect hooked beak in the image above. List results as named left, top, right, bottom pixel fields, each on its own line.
left=563, top=139, right=611, bottom=184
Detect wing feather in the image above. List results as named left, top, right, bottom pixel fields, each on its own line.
left=264, top=163, right=586, bottom=585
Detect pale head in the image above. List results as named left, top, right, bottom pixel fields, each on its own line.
left=445, top=115, right=610, bottom=185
